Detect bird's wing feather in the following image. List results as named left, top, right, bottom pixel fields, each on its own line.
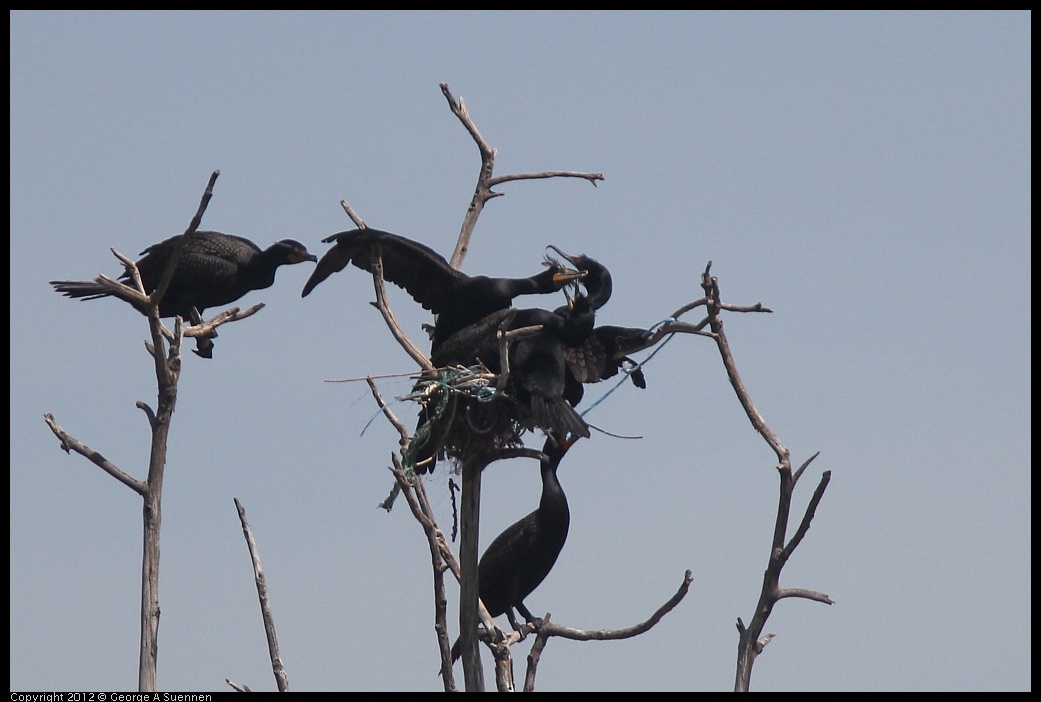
left=303, top=228, right=466, bottom=308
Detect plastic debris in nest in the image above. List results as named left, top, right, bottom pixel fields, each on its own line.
left=402, top=363, right=538, bottom=472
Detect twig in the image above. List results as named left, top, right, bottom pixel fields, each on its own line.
left=697, top=266, right=832, bottom=691
left=370, top=256, right=435, bottom=372
left=150, top=169, right=219, bottom=310
left=234, top=498, right=290, bottom=692
left=487, top=171, right=603, bottom=188
left=439, top=82, right=604, bottom=272
left=522, top=570, right=694, bottom=691
left=340, top=200, right=367, bottom=229
left=42, top=413, right=147, bottom=495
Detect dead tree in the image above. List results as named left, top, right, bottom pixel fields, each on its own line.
left=337, top=84, right=713, bottom=691
left=43, top=170, right=270, bottom=691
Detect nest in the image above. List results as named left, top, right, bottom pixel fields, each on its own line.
left=403, top=365, right=540, bottom=471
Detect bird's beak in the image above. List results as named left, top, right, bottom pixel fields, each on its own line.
left=551, top=268, right=585, bottom=286
left=547, top=244, right=580, bottom=268
left=292, top=249, right=319, bottom=264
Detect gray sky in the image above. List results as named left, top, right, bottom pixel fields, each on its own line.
left=10, top=11, right=1030, bottom=692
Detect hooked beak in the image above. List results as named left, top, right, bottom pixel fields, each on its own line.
left=291, top=248, right=319, bottom=264
left=547, top=244, right=581, bottom=268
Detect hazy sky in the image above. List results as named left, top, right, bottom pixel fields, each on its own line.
left=10, top=11, right=1030, bottom=692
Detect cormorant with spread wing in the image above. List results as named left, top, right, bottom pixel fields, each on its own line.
left=301, top=228, right=582, bottom=354
left=450, top=433, right=578, bottom=664
left=51, top=231, right=317, bottom=357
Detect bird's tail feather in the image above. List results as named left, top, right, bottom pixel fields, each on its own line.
left=530, top=397, right=590, bottom=439
left=49, top=280, right=112, bottom=301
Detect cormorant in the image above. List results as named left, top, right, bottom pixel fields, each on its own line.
left=300, top=228, right=582, bottom=354
left=450, top=433, right=578, bottom=664
left=50, top=231, right=317, bottom=357
left=507, top=297, right=595, bottom=441
left=547, top=247, right=654, bottom=405
left=424, top=294, right=595, bottom=450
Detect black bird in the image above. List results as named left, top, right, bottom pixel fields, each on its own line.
left=428, top=294, right=595, bottom=443
left=547, top=247, right=654, bottom=405
left=301, top=228, right=582, bottom=354
left=50, top=231, right=317, bottom=357
left=508, top=297, right=595, bottom=441
left=450, top=433, right=578, bottom=664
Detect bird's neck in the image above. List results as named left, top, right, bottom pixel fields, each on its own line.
left=539, top=467, right=568, bottom=516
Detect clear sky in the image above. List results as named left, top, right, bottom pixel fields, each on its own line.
left=10, top=11, right=1030, bottom=692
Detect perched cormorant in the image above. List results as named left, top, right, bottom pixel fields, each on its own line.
left=547, top=247, right=654, bottom=404
left=450, top=433, right=578, bottom=664
left=507, top=297, right=595, bottom=441
left=425, top=294, right=595, bottom=449
left=50, top=231, right=317, bottom=357
left=300, top=228, right=582, bottom=354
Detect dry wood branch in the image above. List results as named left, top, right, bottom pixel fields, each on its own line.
left=776, top=588, right=835, bottom=605
left=234, top=498, right=290, bottom=692
left=366, top=378, right=411, bottom=450
left=150, top=169, right=219, bottom=309
left=179, top=304, right=265, bottom=338
left=520, top=570, right=694, bottom=691
left=224, top=679, right=251, bottom=692
left=696, top=265, right=832, bottom=691
left=387, top=454, right=457, bottom=691
left=43, top=413, right=147, bottom=494
left=87, top=269, right=152, bottom=311
left=440, top=82, right=495, bottom=270
left=487, top=171, right=604, bottom=188
left=339, top=199, right=367, bottom=229
left=439, top=82, right=604, bottom=272
left=701, top=265, right=786, bottom=461
left=369, top=256, right=435, bottom=372
left=369, top=380, right=502, bottom=691
left=44, top=171, right=220, bottom=692
left=539, top=569, right=692, bottom=643
left=780, top=469, right=832, bottom=568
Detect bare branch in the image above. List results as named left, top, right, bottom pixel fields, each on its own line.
left=150, top=169, right=219, bottom=309
left=439, top=82, right=604, bottom=272
left=792, top=451, right=821, bottom=485
left=224, top=679, right=251, bottom=692
left=233, top=498, right=290, bottom=692
left=538, top=569, right=692, bottom=643
left=440, top=83, right=496, bottom=270
left=366, top=377, right=411, bottom=450
left=339, top=199, right=367, bottom=229
left=521, top=570, right=694, bottom=691
left=779, top=470, right=833, bottom=566
left=45, top=170, right=222, bottom=692
left=43, top=413, right=146, bottom=495
left=702, top=268, right=787, bottom=463
left=385, top=455, right=458, bottom=691
left=487, top=171, right=603, bottom=188
left=369, top=256, right=435, bottom=372
left=695, top=268, right=832, bottom=692
left=178, top=304, right=266, bottom=338
left=776, top=588, right=835, bottom=605
left=135, top=402, right=158, bottom=432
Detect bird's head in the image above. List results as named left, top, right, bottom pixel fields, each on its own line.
left=546, top=245, right=612, bottom=309
left=275, top=239, right=319, bottom=265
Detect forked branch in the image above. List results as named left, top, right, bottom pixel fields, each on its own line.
left=697, top=263, right=832, bottom=691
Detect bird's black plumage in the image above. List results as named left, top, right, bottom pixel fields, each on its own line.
left=50, top=231, right=317, bottom=357
left=428, top=296, right=595, bottom=443
left=301, top=228, right=581, bottom=353
left=508, top=298, right=595, bottom=441
left=547, top=247, right=653, bottom=404
left=450, top=434, right=578, bottom=664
